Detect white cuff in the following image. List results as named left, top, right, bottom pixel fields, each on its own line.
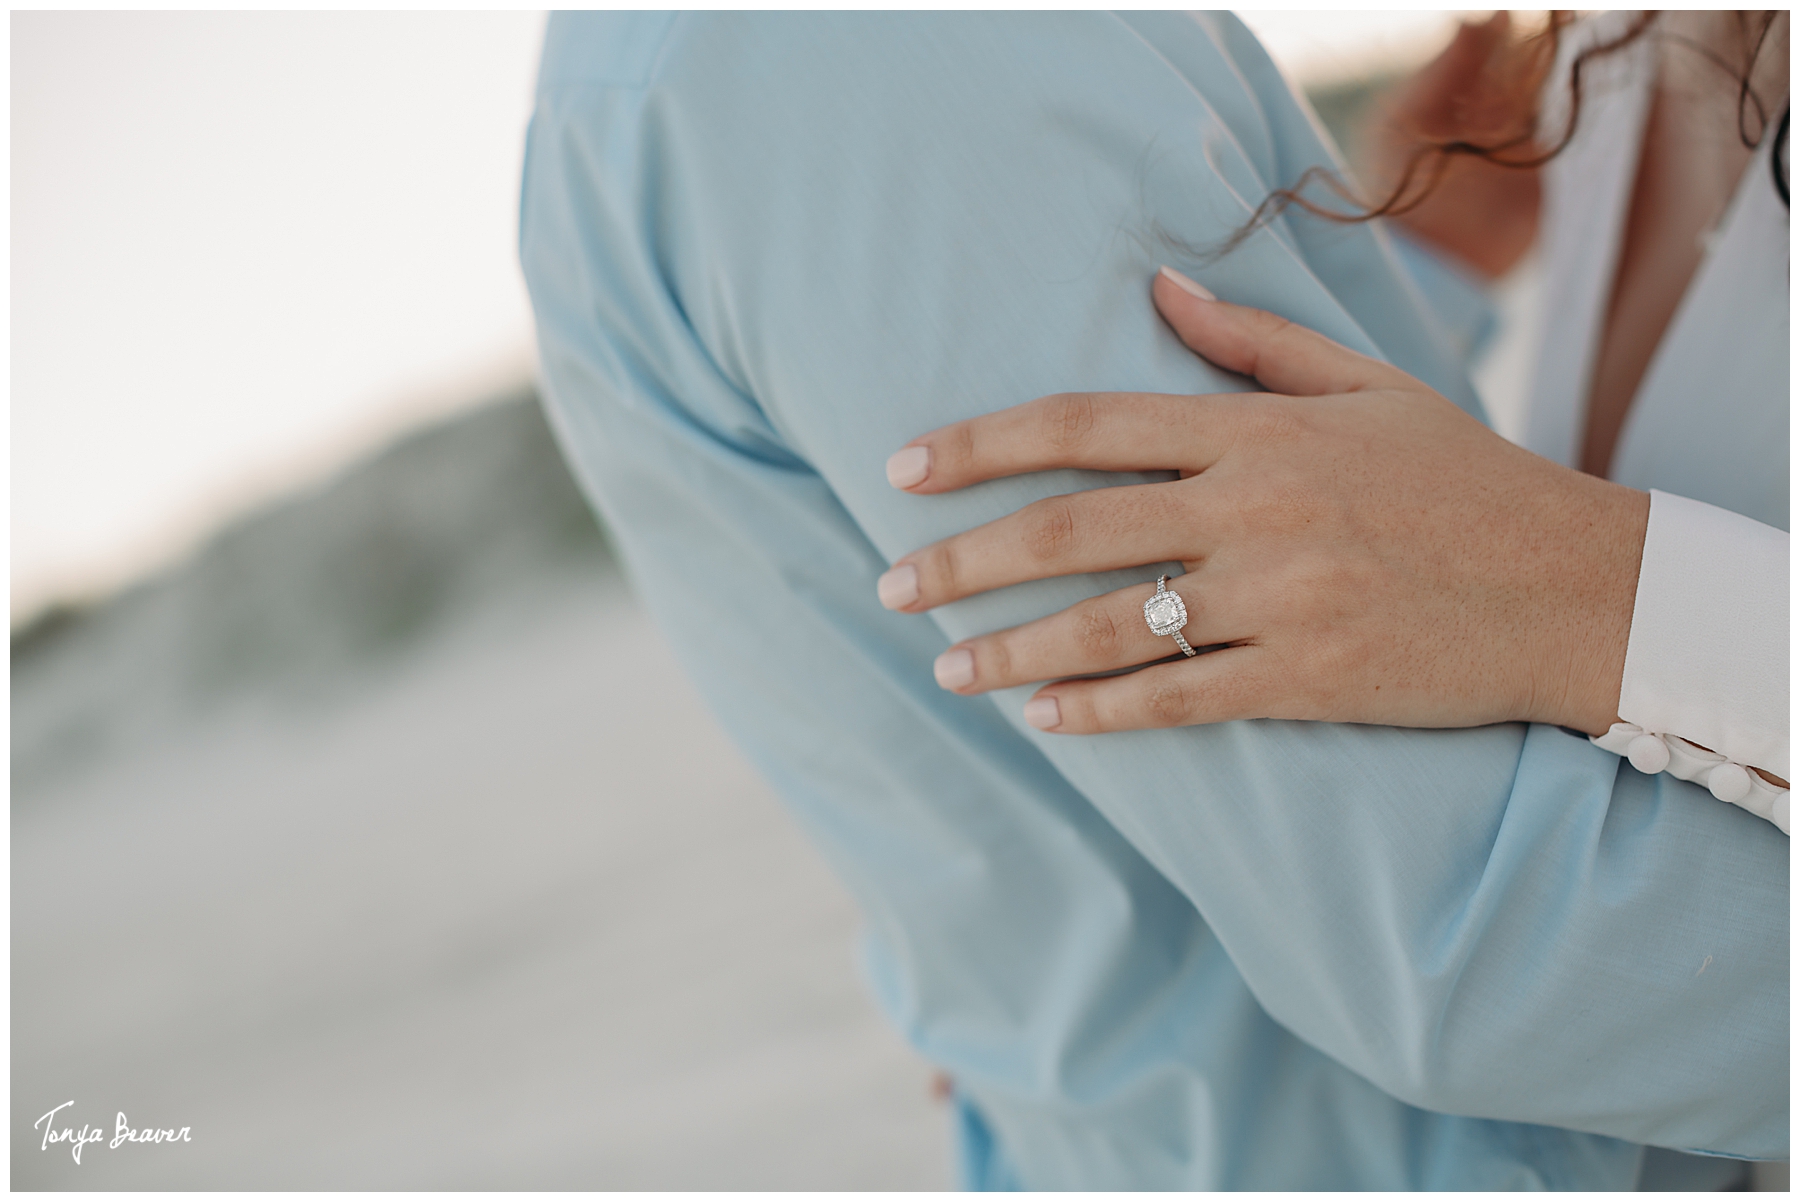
left=1592, top=723, right=1789, bottom=835
left=1617, top=490, right=1789, bottom=780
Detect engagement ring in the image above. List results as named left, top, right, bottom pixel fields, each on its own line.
left=1144, top=575, right=1197, bottom=657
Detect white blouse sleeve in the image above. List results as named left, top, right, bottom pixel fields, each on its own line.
left=1589, top=489, right=1790, bottom=834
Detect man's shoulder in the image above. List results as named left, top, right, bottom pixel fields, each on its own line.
left=536, top=11, right=684, bottom=94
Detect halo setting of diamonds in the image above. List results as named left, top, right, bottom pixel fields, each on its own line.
left=1144, top=575, right=1198, bottom=656
left=1144, top=581, right=1187, bottom=636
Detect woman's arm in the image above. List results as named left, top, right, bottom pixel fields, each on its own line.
left=524, top=10, right=1788, bottom=1162
left=883, top=270, right=1650, bottom=739
left=883, top=271, right=1791, bottom=823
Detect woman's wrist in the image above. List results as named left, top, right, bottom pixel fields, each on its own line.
left=1533, top=478, right=1650, bottom=736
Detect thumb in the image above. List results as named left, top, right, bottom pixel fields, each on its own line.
left=1153, top=267, right=1399, bottom=397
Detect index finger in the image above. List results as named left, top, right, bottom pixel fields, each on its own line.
left=1152, top=268, right=1406, bottom=397
left=887, top=390, right=1250, bottom=495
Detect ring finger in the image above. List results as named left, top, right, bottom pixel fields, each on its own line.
left=932, top=572, right=1245, bottom=694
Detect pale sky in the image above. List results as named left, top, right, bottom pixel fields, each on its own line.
left=10, top=10, right=1458, bottom=625
left=12, top=11, right=549, bottom=621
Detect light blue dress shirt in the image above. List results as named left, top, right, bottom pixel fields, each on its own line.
left=519, top=12, right=1787, bottom=1190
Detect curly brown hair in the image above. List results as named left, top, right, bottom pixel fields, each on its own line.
left=1214, top=11, right=1785, bottom=262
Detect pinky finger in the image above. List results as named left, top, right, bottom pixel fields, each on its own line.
left=1023, top=646, right=1273, bottom=733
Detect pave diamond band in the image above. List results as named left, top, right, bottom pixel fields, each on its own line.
left=1144, top=575, right=1196, bottom=657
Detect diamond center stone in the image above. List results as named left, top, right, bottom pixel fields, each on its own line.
left=1144, top=592, right=1186, bottom=635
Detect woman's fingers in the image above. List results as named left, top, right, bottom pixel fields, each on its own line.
left=888, top=390, right=1242, bottom=495
left=1021, top=645, right=1276, bottom=733
left=933, top=573, right=1236, bottom=694
left=1152, top=267, right=1405, bottom=397
left=886, top=272, right=1403, bottom=498
left=878, top=481, right=1210, bottom=612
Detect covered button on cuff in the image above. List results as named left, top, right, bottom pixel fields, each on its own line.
left=1626, top=733, right=1671, bottom=775
left=1707, top=763, right=1753, bottom=805
left=1592, top=722, right=1788, bottom=835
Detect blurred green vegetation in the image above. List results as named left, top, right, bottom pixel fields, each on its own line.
left=14, top=390, right=610, bottom=667
left=12, top=391, right=616, bottom=791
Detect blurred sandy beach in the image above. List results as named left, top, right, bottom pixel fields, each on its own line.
left=12, top=397, right=953, bottom=1189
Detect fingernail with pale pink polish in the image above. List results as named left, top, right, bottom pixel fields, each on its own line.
left=1159, top=265, right=1216, bottom=301
left=1023, top=696, right=1062, bottom=730
left=887, top=445, right=931, bottom=489
left=877, top=564, right=919, bottom=609
left=934, top=647, right=975, bottom=689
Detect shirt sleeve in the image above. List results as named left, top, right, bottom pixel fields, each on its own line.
left=522, top=11, right=1789, bottom=1163
left=1591, top=490, right=1790, bottom=832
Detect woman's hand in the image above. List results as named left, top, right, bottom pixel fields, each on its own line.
left=879, top=267, right=1650, bottom=736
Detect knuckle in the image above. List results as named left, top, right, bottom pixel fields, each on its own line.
left=1243, top=313, right=1297, bottom=376
left=977, top=635, right=1014, bottom=683
left=1243, top=403, right=1309, bottom=446
left=1242, top=469, right=1321, bottom=532
left=1253, top=309, right=1296, bottom=340
left=1072, top=602, right=1124, bottom=661
left=1023, top=497, right=1081, bottom=563
left=1047, top=392, right=1100, bottom=454
left=923, top=541, right=961, bottom=597
left=1054, top=689, right=1093, bottom=732
left=1141, top=676, right=1195, bottom=726
left=945, top=421, right=977, bottom=474
left=1264, top=479, right=1319, bottom=528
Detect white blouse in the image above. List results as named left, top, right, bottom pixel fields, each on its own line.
left=1521, top=17, right=1790, bottom=833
